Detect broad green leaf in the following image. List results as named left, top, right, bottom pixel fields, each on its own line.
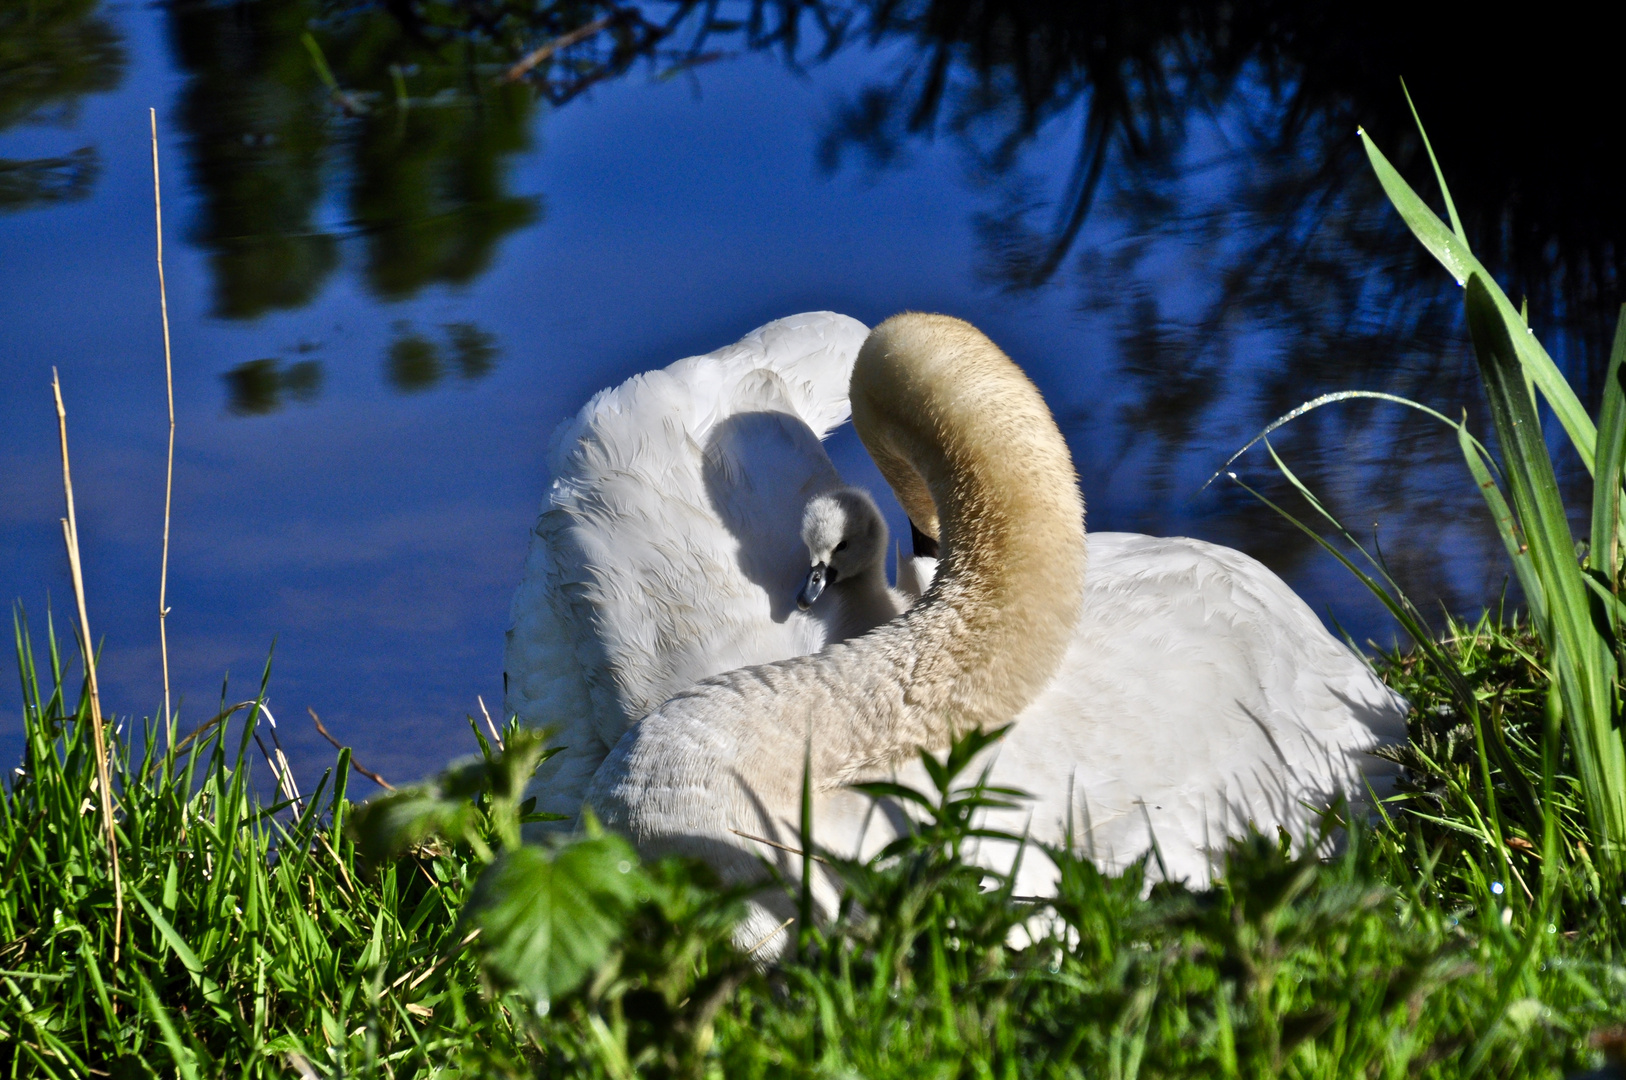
left=463, top=831, right=645, bottom=1007
left=348, top=781, right=481, bottom=867
left=350, top=728, right=558, bottom=863
left=847, top=780, right=937, bottom=811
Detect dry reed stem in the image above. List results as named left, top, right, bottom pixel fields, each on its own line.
left=727, top=827, right=832, bottom=866
left=151, top=108, right=177, bottom=745
left=253, top=729, right=302, bottom=811
left=52, top=370, right=124, bottom=959
left=477, top=694, right=503, bottom=750
left=744, top=917, right=796, bottom=958
left=502, top=14, right=613, bottom=82
left=308, top=707, right=397, bottom=790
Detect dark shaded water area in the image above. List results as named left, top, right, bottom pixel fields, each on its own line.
left=3, top=0, right=1622, bottom=791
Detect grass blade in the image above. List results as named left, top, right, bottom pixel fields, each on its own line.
left=1458, top=421, right=1545, bottom=627
left=1589, top=305, right=1626, bottom=586
left=1360, top=130, right=1596, bottom=471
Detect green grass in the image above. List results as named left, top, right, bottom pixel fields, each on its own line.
left=5, top=607, right=1626, bottom=1078
left=1, top=612, right=535, bottom=1077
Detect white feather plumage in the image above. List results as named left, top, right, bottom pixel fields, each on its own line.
left=504, top=312, right=872, bottom=822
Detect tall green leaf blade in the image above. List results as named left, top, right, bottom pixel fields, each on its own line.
left=129, top=882, right=205, bottom=977
left=1361, top=131, right=1597, bottom=471
left=138, top=970, right=202, bottom=1080
left=1465, top=273, right=1626, bottom=848
left=1590, top=305, right=1626, bottom=581
left=1401, top=81, right=1466, bottom=242
left=1458, top=423, right=1545, bottom=628
left=1359, top=128, right=1474, bottom=285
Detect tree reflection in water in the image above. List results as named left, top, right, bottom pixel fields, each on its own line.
left=163, top=0, right=792, bottom=403
left=812, top=0, right=1621, bottom=621
left=224, top=356, right=324, bottom=415
left=165, top=0, right=547, bottom=319
left=0, top=0, right=125, bottom=212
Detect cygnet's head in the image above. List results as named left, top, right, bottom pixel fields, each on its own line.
left=797, top=487, right=889, bottom=610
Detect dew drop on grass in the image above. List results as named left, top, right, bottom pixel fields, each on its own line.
left=617, top=860, right=632, bottom=874
left=1491, top=881, right=1504, bottom=895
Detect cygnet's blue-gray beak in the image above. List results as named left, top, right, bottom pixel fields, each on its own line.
left=797, top=563, right=829, bottom=610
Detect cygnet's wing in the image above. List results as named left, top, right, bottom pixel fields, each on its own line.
left=505, top=312, right=869, bottom=822
left=969, top=532, right=1408, bottom=887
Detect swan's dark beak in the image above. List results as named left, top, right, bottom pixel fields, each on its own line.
left=909, top=520, right=940, bottom=560
left=797, top=563, right=829, bottom=609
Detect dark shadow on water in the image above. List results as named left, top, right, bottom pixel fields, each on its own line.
left=224, top=357, right=324, bottom=415
left=810, top=2, right=1618, bottom=632
left=384, top=321, right=502, bottom=394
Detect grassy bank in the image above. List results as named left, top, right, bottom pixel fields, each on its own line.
left=4, top=609, right=1626, bottom=1078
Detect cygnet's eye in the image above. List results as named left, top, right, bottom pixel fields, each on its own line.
left=835, top=540, right=848, bottom=552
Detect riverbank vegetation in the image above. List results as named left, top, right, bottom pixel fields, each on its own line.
left=5, top=611, right=1626, bottom=1078
left=7, top=121, right=1626, bottom=1078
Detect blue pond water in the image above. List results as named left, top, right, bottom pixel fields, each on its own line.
left=1, top=1, right=1525, bottom=790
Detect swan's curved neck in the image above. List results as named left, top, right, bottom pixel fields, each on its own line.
left=840, top=312, right=1087, bottom=761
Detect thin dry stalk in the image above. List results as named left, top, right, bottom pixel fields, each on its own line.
left=253, top=730, right=304, bottom=814
left=52, top=370, right=125, bottom=959
left=151, top=108, right=177, bottom=744
left=502, top=14, right=613, bottom=83
left=477, top=694, right=504, bottom=750
left=257, top=702, right=304, bottom=807
left=308, top=707, right=396, bottom=790
left=744, top=917, right=796, bottom=958
left=728, top=827, right=832, bottom=866
left=249, top=702, right=304, bottom=814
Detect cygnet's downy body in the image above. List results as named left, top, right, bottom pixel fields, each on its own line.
left=795, top=487, right=909, bottom=643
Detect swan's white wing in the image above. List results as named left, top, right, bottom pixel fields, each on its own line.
left=505, top=312, right=870, bottom=821
left=818, top=533, right=1409, bottom=895
left=975, top=533, right=1407, bottom=887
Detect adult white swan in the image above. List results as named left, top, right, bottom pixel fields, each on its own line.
left=509, top=311, right=1408, bottom=947
left=569, top=313, right=1407, bottom=949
